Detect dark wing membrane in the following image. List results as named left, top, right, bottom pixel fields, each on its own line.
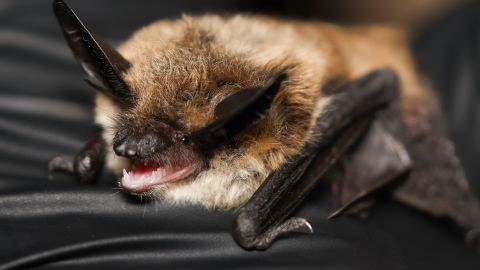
left=328, top=76, right=480, bottom=245
left=233, top=115, right=374, bottom=250
left=392, top=110, right=480, bottom=245
left=328, top=114, right=411, bottom=219
left=232, top=69, right=400, bottom=250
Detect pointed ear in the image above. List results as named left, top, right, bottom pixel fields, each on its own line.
left=193, top=73, right=286, bottom=148
left=52, top=0, right=133, bottom=106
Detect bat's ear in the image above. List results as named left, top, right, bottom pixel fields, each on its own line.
left=52, top=0, right=133, bottom=107
left=194, top=73, right=287, bottom=148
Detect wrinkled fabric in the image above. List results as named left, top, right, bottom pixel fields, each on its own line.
left=0, top=1, right=479, bottom=269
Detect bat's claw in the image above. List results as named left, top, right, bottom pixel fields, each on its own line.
left=289, top=217, right=314, bottom=234
left=255, top=217, right=313, bottom=250
left=48, top=155, right=74, bottom=181
left=233, top=216, right=313, bottom=250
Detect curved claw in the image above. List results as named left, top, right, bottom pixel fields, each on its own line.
left=254, top=217, right=314, bottom=250
left=233, top=214, right=313, bottom=250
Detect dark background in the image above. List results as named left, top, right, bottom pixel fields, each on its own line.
left=0, top=0, right=479, bottom=269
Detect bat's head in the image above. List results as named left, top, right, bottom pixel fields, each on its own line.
left=54, top=0, right=325, bottom=208
left=109, top=66, right=286, bottom=195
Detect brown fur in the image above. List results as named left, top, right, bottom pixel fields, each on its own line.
left=95, top=14, right=434, bottom=209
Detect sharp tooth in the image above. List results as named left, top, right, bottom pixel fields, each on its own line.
left=149, top=169, right=160, bottom=184
left=144, top=160, right=148, bottom=166
left=124, top=168, right=133, bottom=183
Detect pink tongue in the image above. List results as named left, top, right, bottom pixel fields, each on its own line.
left=121, top=162, right=193, bottom=193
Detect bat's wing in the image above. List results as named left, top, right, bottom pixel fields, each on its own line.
left=232, top=69, right=401, bottom=250
left=392, top=112, right=480, bottom=245
left=328, top=114, right=411, bottom=219
left=326, top=88, right=480, bottom=245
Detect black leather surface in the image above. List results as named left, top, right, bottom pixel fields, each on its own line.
left=1, top=1, right=479, bottom=269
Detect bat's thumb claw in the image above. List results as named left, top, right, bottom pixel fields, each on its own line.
left=232, top=212, right=313, bottom=250
left=287, top=217, right=314, bottom=234
left=254, top=217, right=314, bottom=250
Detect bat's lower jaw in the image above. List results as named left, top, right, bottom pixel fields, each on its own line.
left=120, top=160, right=199, bottom=194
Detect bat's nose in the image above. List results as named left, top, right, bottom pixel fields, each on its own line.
left=113, top=132, right=170, bottom=159
left=114, top=140, right=138, bottom=158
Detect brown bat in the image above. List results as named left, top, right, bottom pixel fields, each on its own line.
left=48, top=0, right=480, bottom=250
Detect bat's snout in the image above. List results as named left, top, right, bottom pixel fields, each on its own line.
left=112, top=123, right=205, bottom=194
left=113, top=131, right=171, bottom=160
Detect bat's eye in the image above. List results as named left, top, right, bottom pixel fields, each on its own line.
left=179, top=134, right=190, bottom=145
left=218, top=80, right=235, bottom=87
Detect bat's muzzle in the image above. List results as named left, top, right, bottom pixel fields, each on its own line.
left=112, top=124, right=205, bottom=193
left=113, top=131, right=171, bottom=160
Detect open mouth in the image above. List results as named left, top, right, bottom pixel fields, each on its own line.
left=121, top=160, right=197, bottom=193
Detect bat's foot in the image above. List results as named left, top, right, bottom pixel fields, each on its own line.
left=48, top=136, right=105, bottom=183
left=48, top=153, right=101, bottom=183
left=48, top=155, right=73, bottom=180
left=233, top=216, right=313, bottom=250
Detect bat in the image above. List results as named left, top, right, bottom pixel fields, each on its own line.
left=48, top=0, right=480, bottom=250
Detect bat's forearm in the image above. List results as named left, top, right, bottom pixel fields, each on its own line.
left=232, top=69, right=400, bottom=250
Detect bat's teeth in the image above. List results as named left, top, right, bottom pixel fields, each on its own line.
left=149, top=172, right=157, bottom=184
left=150, top=168, right=164, bottom=183
left=123, top=168, right=131, bottom=182
left=151, top=169, right=158, bottom=179
left=144, top=160, right=148, bottom=166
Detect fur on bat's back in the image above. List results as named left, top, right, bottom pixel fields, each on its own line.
left=95, top=14, right=433, bottom=209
